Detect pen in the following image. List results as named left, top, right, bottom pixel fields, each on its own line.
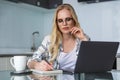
left=44, top=59, right=51, bottom=65
left=43, top=58, right=54, bottom=70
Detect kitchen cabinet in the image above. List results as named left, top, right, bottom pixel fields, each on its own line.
left=8, top=0, right=63, bottom=9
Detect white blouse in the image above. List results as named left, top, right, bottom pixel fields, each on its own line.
left=57, top=41, right=78, bottom=72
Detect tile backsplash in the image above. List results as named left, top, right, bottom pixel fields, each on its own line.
left=0, top=57, right=14, bottom=71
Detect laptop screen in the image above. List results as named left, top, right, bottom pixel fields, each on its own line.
left=74, top=41, right=119, bottom=73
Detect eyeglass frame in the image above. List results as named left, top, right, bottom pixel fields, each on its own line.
left=56, top=17, right=73, bottom=24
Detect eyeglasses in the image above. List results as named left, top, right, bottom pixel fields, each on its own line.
left=57, top=17, right=73, bottom=23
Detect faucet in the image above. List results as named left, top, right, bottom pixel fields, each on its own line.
left=31, top=31, right=39, bottom=52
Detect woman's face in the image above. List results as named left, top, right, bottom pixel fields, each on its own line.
left=57, top=9, right=75, bottom=34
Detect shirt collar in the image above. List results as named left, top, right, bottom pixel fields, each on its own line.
left=59, top=38, right=81, bottom=52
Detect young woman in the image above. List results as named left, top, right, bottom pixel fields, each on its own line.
left=27, top=4, right=90, bottom=73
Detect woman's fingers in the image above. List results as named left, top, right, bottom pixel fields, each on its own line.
left=70, top=27, right=87, bottom=40
left=34, top=60, right=53, bottom=71
left=70, top=27, right=81, bottom=35
left=42, top=60, right=53, bottom=70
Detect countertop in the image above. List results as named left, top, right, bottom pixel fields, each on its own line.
left=0, top=48, right=33, bottom=57
left=117, top=54, right=120, bottom=58
left=1, top=53, right=120, bottom=57
left=0, top=52, right=33, bottom=57
left=0, top=48, right=120, bottom=58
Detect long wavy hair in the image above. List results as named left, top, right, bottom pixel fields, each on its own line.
left=49, top=4, right=81, bottom=62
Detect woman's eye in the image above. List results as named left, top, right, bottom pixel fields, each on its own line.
left=66, top=18, right=73, bottom=21
left=57, top=17, right=73, bottom=23
left=57, top=19, right=63, bottom=23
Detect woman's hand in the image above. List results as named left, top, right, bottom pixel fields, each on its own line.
left=70, top=27, right=88, bottom=41
left=34, top=60, right=53, bottom=71
left=28, top=60, right=53, bottom=71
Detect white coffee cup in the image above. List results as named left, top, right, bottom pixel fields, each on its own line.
left=10, top=56, right=27, bottom=72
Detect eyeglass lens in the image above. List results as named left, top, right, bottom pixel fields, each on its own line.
left=57, top=17, right=73, bottom=23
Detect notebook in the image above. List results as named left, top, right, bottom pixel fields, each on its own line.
left=31, top=69, right=63, bottom=75
left=74, top=41, right=119, bottom=73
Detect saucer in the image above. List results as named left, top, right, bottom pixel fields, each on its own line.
left=10, top=70, right=32, bottom=75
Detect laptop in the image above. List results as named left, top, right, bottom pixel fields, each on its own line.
left=74, top=41, right=119, bottom=73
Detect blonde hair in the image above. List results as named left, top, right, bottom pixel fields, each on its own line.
left=49, top=4, right=81, bottom=62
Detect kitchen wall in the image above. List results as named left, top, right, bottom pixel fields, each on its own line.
left=0, top=0, right=54, bottom=52
left=63, top=0, right=120, bottom=53
left=0, top=0, right=120, bottom=53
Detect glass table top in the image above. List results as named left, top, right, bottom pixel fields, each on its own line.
left=0, top=70, right=120, bottom=80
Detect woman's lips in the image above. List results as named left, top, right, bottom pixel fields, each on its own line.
left=62, top=27, right=70, bottom=30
